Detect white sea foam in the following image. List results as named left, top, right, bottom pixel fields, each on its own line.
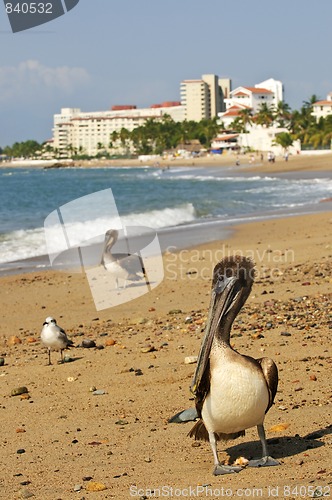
left=0, top=203, right=196, bottom=264
left=160, top=173, right=279, bottom=182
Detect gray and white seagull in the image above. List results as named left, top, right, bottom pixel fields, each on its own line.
left=41, top=316, right=74, bottom=365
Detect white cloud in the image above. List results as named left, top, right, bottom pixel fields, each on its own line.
left=0, top=59, right=90, bottom=101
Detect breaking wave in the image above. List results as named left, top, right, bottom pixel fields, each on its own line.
left=0, top=203, right=196, bottom=264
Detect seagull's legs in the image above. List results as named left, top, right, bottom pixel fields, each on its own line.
left=208, top=431, right=243, bottom=475
left=248, top=424, right=280, bottom=467
left=47, top=348, right=52, bottom=365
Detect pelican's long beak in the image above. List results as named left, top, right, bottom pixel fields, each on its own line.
left=190, top=274, right=241, bottom=395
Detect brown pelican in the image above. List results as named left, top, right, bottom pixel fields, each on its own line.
left=100, top=229, right=147, bottom=288
left=40, top=317, right=74, bottom=365
left=188, top=255, right=279, bottom=475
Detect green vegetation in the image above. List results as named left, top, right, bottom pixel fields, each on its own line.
left=2, top=95, right=332, bottom=159
left=273, top=132, right=294, bottom=151
left=2, top=140, right=42, bottom=158
left=289, top=97, right=332, bottom=149
left=110, top=116, right=221, bottom=155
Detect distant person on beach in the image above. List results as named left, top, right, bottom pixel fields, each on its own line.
left=284, top=152, right=289, bottom=162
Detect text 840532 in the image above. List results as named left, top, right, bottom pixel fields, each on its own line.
left=5, top=2, right=53, bottom=14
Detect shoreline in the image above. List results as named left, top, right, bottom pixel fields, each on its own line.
left=1, top=198, right=332, bottom=277
left=1, top=150, right=332, bottom=174
left=0, top=156, right=331, bottom=277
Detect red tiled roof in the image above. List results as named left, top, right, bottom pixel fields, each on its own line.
left=313, top=100, right=332, bottom=106
left=150, top=101, right=181, bottom=108
left=233, top=91, right=248, bottom=97
left=222, top=104, right=252, bottom=117
left=111, top=105, right=137, bottom=111
left=244, top=87, right=273, bottom=94
left=222, top=109, right=242, bottom=117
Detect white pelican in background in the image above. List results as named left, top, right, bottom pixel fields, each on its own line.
left=171, top=256, right=279, bottom=475
left=100, top=229, right=147, bottom=288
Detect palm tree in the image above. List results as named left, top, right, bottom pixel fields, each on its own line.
left=42, top=143, right=55, bottom=158
left=198, top=117, right=221, bottom=147
left=65, top=143, right=77, bottom=158
left=239, top=108, right=253, bottom=130
left=273, top=132, right=293, bottom=152
left=130, top=125, right=152, bottom=155
left=302, top=94, right=320, bottom=110
left=309, top=131, right=325, bottom=149
left=119, top=128, right=131, bottom=155
left=255, top=103, right=274, bottom=127
left=231, top=109, right=253, bottom=133
left=289, top=95, right=321, bottom=146
left=274, top=101, right=291, bottom=128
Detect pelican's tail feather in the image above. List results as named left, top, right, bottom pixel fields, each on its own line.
left=188, top=420, right=245, bottom=442
left=188, top=419, right=209, bottom=441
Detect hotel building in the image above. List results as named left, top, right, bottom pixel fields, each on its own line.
left=180, top=74, right=231, bottom=121
left=53, top=102, right=184, bottom=157
left=52, top=76, right=285, bottom=157
left=312, top=93, right=332, bottom=121
left=52, top=74, right=232, bottom=157
left=219, top=78, right=283, bottom=127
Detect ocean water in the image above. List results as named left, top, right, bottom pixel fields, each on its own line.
left=0, top=164, right=331, bottom=270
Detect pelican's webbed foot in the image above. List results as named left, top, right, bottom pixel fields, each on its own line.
left=248, top=456, right=280, bottom=468
left=213, top=464, right=243, bottom=475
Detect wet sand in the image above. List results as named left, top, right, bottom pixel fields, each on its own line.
left=1, top=207, right=331, bottom=498
left=2, top=150, right=332, bottom=174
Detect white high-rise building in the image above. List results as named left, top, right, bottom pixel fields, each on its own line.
left=255, top=78, right=283, bottom=105
left=180, top=74, right=231, bottom=121
left=219, top=78, right=284, bottom=127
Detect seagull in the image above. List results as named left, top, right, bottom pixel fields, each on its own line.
left=100, top=229, right=147, bottom=289
left=170, top=256, right=279, bottom=475
left=40, top=317, right=74, bottom=365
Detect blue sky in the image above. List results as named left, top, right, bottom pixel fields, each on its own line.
left=1, top=0, right=332, bottom=146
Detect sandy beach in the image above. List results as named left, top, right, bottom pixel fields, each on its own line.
left=2, top=150, right=332, bottom=175
left=1, top=158, right=332, bottom=498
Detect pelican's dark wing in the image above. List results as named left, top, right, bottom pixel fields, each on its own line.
left=113, top=253, right=146, bottom=278
left=256, top=357, right=278, bottom=412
